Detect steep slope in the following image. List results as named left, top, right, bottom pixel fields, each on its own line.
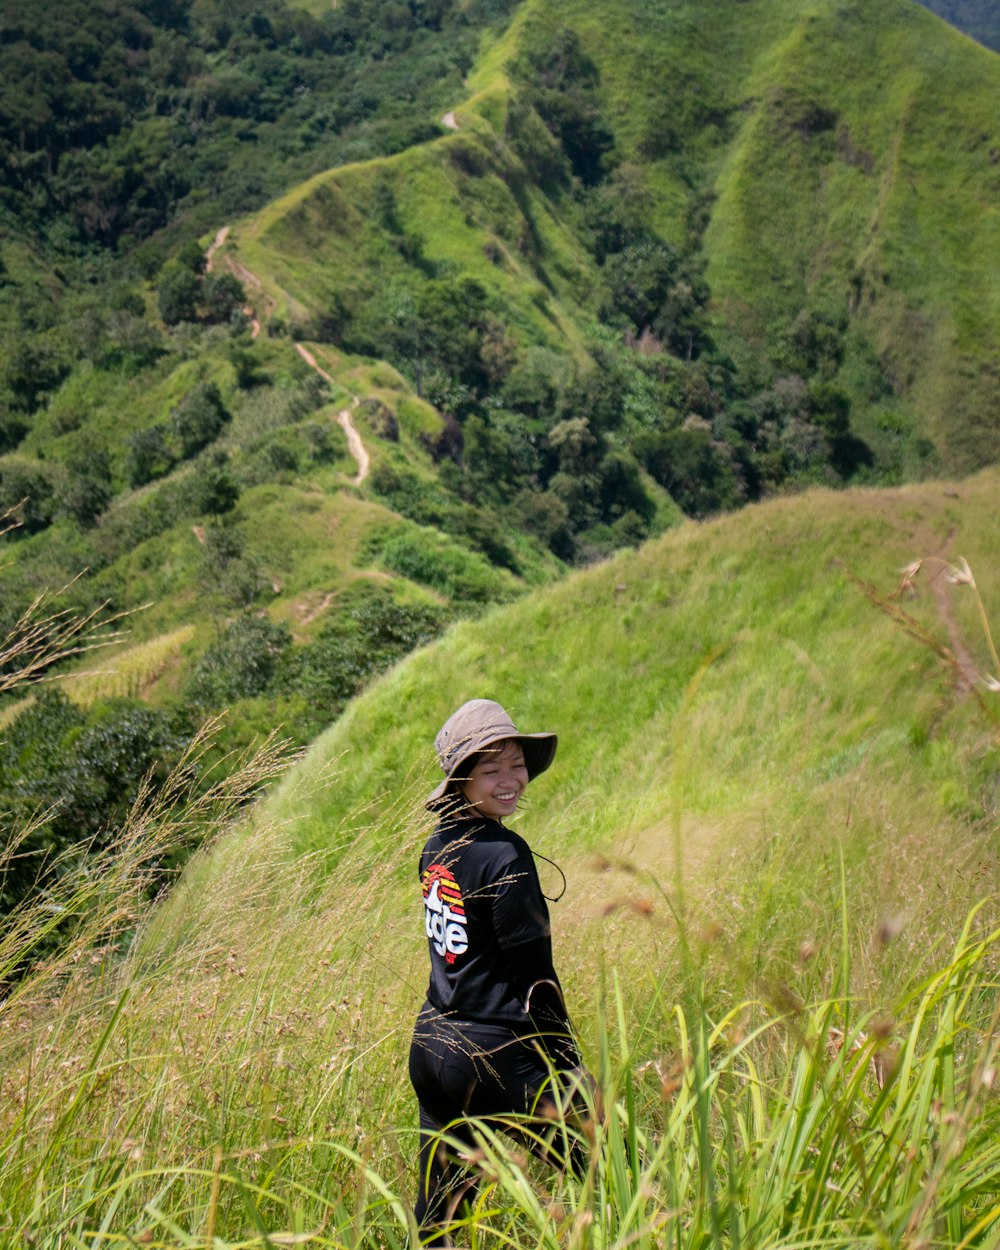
left=216, top=0, right=999, bottom=482
left=259, top=465, right=999, bottom=853
left=149, top=470, right=1000, bottom=1088
left=3, top=0, right=997, bottom=892
left=153, top=463, right=995, bottom=959
left=8, top=469, right=1000, bottom=1242
left=700, top=0, right=1000, bottom=470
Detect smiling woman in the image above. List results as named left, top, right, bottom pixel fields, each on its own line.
left=450, top=738, right=529, bottom=818
left=407, top=698, right=592, bottom=1247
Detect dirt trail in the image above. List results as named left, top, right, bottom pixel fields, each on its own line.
left=203, top=230, right=369, bottom=484
left=203, top=224, right=262, bottom=339
left=204, top=225, right=230, bottom=271
left=294, top=343, right=370, bottom=486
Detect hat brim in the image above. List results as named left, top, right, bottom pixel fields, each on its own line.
left=425, top=731, right=557, bottom=812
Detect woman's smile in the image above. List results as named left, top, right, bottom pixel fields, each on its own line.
left=460, top=741, right=529, bottom=819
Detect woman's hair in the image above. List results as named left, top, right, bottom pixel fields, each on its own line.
left=436, top=751, right=481, bottom=814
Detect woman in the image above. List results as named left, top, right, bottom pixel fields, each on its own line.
left=408, top=698, right=587, bottom=1246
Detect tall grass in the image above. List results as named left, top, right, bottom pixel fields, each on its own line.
left=2, top=535, right=998, bottom=1246
left=1, top=841, right=997, bottom=1248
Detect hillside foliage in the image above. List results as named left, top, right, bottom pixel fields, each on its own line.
left=1, top=0, right=999, bottom=918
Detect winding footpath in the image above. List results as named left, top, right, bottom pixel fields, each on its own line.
left=204, top=224, right=262, bottom=339
left=204, top=225, right=369, bottom=486
left=294, top=343, right=370, bottom=486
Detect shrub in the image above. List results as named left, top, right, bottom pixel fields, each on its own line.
left=0, top=689, right=183, bottom=918
left=201, top=272, right=246, bottom=324
left=170, top=383, right=230, bottom=460
left=282, top=589, right=445, bottom=715
left=179, top=454, right=240, bottom=516
left=125, top=424, right=172, bottom=489
left=185, top=615, right=292, bottom=708
left=158, top=264, right=200, bottom=326
left=636, top=426, right=743, bottom=518
left=55, top=444, right=113, bottom=528
left=377, top=527, right=511, bottom=603
left=0, top=455, right=58, bottom=535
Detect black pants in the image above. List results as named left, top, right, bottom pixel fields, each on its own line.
left=408, top=1003, right=586, bottom=1247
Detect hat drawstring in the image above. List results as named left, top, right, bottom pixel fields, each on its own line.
left=532, top=850, right=567, bottom=903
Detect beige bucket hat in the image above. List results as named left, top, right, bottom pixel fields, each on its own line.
left=426, top=698, right=557, bottom=811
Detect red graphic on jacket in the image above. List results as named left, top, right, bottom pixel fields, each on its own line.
left=423, top=864, right=469, bottom=965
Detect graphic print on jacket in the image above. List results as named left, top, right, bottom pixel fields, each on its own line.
left=422, top=864, right=468, bottom=964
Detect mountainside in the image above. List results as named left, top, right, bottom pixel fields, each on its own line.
left=3, top=5, right=1000, bottom=1237
left=246, top=468, right=1000, bottom=878
left=1, top=0, right=998, bottom=904
left=230, top=0, right=999, bottom=474
left=4, top=464, right=1000, bottom=1240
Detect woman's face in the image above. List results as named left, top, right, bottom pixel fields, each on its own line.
left=460, top=739, right=529, bottom=820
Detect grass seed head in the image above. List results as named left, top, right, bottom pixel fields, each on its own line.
left=946, top=557, right=976, bottom=588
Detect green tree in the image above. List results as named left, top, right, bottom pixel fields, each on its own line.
left=3, top=340, right=70, bottom=414
left=0, top=689, right=183, bottom=919
left=55, top=443, right=113, bottom=527
left=201, top=272, right=246, bottom=324
left=158, top=264, right=200, bottom=326
left=0, top=456, right=57, bottom=534
left=185, top=614, right=291, bottom=708
left=637, top=426, right=742, bottom=518
left=125, top=424, right=172, bottom=488
left=170, top=383, right=229, bottom=459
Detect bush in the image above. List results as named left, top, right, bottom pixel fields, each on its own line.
left=0, top=689, right=183, bottom=918
left=158, top=264, right=201, bottom=326
left=0, top=455, right=58, bottom=535
left=185, top=614, right=292, bottom=708
left=377, top=527, right=512, bottom=603
left=125, top=425, right=173, bottom=488
left=55, top=443, right=113, bottom=528
left=179, top=454, right=240, bottom=516
left=636, top=426, right=742, bottom=518
left=170, top=383, right=230, bottom=460
left=201, top=272, right=246, bottom=324
left=282, top=589, right=445, bottom=716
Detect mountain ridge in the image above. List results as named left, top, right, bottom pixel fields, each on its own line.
left=2, top=0, right=998, bottom=903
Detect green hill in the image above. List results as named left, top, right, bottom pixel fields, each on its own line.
left=230, top=0, right=999, bottom=477
left=4, top=467, right=998, bottom=1241
left=2, top=0, right=999, bottom=922
left=227, top=466, right=1000, bottom=905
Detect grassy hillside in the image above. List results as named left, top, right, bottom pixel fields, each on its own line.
left=237, top=468, right=1000, bottom=921
left=160, top=465, right=1000, bottom=1069
left=221, top=0, right=1000, bottom=484
left=3, top=471, right=998, bottom=1241
left=2, top=0, right=998, bottom=959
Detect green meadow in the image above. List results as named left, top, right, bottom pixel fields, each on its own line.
left=2, top=470, right=998, bottom=1245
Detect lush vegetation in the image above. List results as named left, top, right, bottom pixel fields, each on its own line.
left=1, top=470, right=998, bottom=1243
left=2, top=0, right=998, bottom=946
left=0, top=0, right=506, bottom=257
left=1, top=4, right=997, bottom=1238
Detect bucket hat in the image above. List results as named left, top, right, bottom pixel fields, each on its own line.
left=426, top=698, right=557, bottom=811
